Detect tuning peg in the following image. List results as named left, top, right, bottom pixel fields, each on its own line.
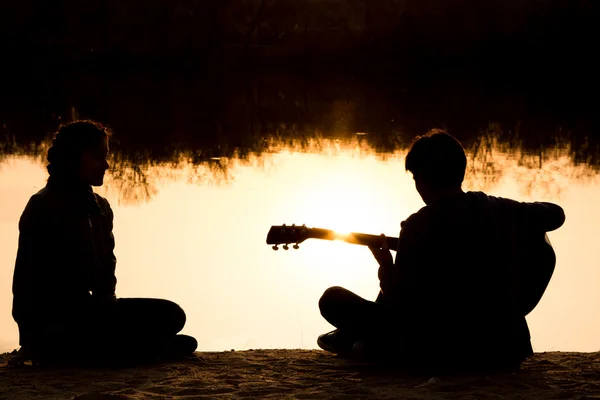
left=293, top=244, right=299, bottom=249
left=283, top=244, right=289, bottom=250
left=272, top=245, right=279, bottom=251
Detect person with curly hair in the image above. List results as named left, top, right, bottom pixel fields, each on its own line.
left=11, top=120, right=197, bottom=365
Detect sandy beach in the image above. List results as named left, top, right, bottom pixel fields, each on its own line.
left=1, top=350, right=600, bottom=399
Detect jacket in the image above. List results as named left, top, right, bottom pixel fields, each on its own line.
left=12, top=177, right=117, bottom=347
left=380, top=191, right=565, bottom=367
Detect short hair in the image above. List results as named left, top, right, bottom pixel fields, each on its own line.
left=405, top=130, right=467, bottom=188
left=47, top=120, right=111, bottom=177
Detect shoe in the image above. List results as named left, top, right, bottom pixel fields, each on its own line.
left=166, top=334, right=198, bottom=357
left=317, top=329, right=356, bottom=355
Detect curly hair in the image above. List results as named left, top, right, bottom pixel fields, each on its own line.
left=405, top=130, right=467, bottom=189
left=47, top=120, right=112, bottom=177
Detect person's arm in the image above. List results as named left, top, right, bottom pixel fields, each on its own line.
left=12, top=199, right=37, bottom=320
left=375, top=216, right=428, bottom=307
left=514, top=201, right=565, bottom=232
left=91, top=196, right=117, bottom=306
left=370, top=233, right=394, bottom=294
left=12, top=195, right=54, bottom=344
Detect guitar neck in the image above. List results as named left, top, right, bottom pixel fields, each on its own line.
left=309, top=228, right=399, bottom=250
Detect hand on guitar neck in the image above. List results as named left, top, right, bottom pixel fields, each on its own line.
left=368, top=233, right=394, bottom=279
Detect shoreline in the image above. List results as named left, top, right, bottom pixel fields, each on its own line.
left=2, top=349, right=600, bottom=399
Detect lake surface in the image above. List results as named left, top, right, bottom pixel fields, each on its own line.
left=0, top=70, right=599, bottom=354
left=1, top=134, right=599, bottom=354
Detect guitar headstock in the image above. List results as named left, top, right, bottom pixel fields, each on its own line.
left=266, top=224, right=310, bottom=250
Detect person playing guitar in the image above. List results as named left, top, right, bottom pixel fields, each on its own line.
left=315, top=131, right=565, bottom=372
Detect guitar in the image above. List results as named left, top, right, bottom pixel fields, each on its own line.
left=266, top=224, right=556, bottom=316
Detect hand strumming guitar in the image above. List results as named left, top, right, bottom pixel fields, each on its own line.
left=369, top=233, right=394, bottom=289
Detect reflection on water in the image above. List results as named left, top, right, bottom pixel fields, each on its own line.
left=1, top=138, right=600, bottom=354
left=1, top=69, right=599, bottom=189
left=465, top=124, right=600, bottom=198
left=1, top=69, right=599, bottom=205
left=105, top=153, right=238, bottom=205
left=2, top=126, right=598, bottom=205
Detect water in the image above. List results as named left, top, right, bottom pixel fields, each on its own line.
left=1, top=71, right=599, bottom=354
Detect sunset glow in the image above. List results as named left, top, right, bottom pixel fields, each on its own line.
left=1, top=142, right=599, bottom=353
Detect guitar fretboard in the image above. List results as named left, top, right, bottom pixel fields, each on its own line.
left=314, top=229, right=399, bottom=249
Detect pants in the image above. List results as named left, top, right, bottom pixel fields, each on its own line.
left=318, top=286, right=392, bottom=340
left=318, top=286, right=532, bottom=371
left=32, top=297, right=189, bottom=364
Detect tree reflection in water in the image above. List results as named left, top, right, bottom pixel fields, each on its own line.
left=1, top=123, right=599, bottom=206
left=1, top=70, right=598, bottom=204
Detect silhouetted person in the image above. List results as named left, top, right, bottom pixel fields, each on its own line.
left=317, top=131, right=565, bottom=372
left=11, top=120, right=197, bottom=366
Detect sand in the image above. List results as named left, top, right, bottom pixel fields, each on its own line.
left=1, top=350, right=600, bottom=399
